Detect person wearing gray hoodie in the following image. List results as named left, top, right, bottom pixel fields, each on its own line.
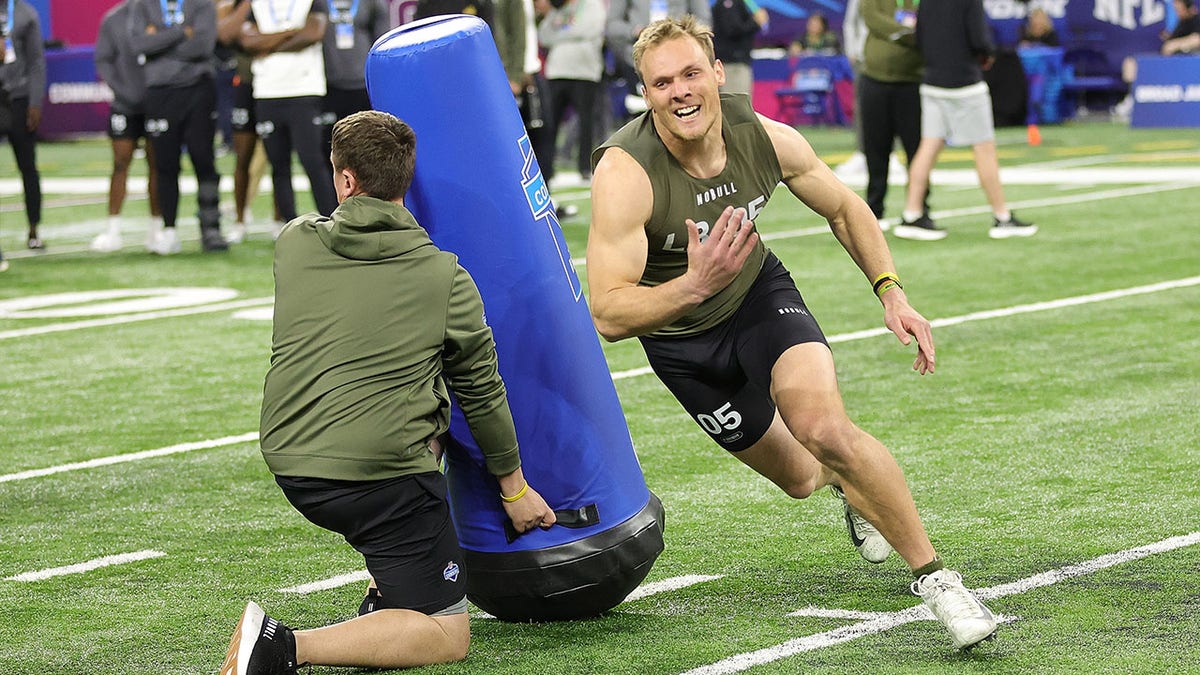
left=0, top=0, right=45, bottom=256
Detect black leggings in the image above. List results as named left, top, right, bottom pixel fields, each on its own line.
left=3, top=96, right=42, bottom=228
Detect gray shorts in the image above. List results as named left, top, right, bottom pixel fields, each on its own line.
left=919, top=81, right=995, bottom=146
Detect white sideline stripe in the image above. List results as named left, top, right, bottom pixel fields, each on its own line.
left=612, top=276, right=1200, bottom=381
left=278, top=570, right=372, bottom=594
left=4, top=276, right=1198, bottom=483
left=682, top=531, right=1200, bottom=675
left=568, top=182, right=1196, bottom=267
left=4, top=550, right=167, bottom=582
left=624, top=574, right=724, bottom=602
left=787, top=607, right=893, bottom=621
left=0, top=433, right=259, bottom=483
left=0, top=296, right=274, bottom=341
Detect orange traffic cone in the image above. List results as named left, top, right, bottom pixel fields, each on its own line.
left=1027, top=124, right=1042, bottom=146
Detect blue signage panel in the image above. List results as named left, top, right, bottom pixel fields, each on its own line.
left=1130, top=56, right=1200, bottom=128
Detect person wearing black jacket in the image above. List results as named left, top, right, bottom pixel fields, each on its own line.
left=894, top=0, right=1037, bottom=240
left=710, top=0, right=767, bottom=95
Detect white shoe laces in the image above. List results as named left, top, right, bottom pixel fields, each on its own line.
left=911, top=570, right=980, bottom=617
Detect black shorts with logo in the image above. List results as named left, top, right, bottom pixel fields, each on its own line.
left=108, top=110, right=147, bottom=140
left=231, top=79, right=255, bottom=133
left=275, top=471, right=467, bottom=616
left=639, top=252, right=829, bottom=452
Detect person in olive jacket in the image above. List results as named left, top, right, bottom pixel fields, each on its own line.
left=222, top=110, right=555, bottom=675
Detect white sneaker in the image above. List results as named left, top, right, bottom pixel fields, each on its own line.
left=830, top=485, right=893, bottom=563
left=271, top=221, right=285, bottom=241
left=834, top=151, right=867, bottom=179
left=148, top=227, right=181, bottom=255
left=145, top=217, right=165, bottom=251
left=0, top=258, right=8, bottom=273
left=911, top=569, right=997, bottom=649
left=90, top=230, right=124, bottom=253
left=226, top=222, right=247, bottom=245
left=889, top=153, right=907, bottom=175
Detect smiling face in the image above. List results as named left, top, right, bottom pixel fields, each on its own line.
left=638, top=35, right=726, bottom=145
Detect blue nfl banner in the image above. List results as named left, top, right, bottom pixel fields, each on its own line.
left=365, top=15, right=665, bottom=621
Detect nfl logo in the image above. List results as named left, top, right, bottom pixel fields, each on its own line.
left=443, top=561, right=460, bottom=582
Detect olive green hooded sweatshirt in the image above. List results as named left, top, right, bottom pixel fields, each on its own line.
left=260, top=196, right=522, bottom=481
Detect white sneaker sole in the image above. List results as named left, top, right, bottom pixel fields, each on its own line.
left=893, top=225, right=948, bottom=241
left=220, top=601, right=265, bottom=675
left=989, top=225, right=1039, bottom=239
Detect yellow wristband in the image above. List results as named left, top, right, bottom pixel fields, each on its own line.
left=501, top=481, right=528, bottom=503
left=872, top=273, right=902, bottom=298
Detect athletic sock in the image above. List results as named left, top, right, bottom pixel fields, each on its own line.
left=902, top=209, right=923, bottom=223
left=994, top=210, right=1011, bottom=223
left=912, top=556, right=945, bottom=579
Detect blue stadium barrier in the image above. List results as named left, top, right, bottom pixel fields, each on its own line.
left=365, top=15, right=664, bottom=622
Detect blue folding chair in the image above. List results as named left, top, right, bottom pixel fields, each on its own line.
left=775, top=58, right=842, bottom=126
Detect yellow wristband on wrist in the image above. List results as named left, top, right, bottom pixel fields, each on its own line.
left=871, top=273, right=903, bottom=299
left=501, top=481, right=528, bottom=503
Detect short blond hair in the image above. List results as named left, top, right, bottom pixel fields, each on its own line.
left=632, top=16, right=716, bottom=85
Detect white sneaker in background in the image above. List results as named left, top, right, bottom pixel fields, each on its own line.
left=834, top=151, right=867, bottom=179
left=911, top=569, right=998, bottom=649
left=90, top=230, right=124, bottom=253
left=889, top=153, right=907, bottom=175
left=145, top=217, right=165, bottom=251
left=148, top=227, right=181, bottom=255
left=271, top=221, right=285, bottom=240
left=226, top=222, right=247, bottom=245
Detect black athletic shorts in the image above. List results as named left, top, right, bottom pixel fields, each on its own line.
left=639, top=252, right=829, bottom=452
left=275, top=471, right=467, bottom=616
left=231, top=79, right=255, bottom=133
left=108, top=110, right=147, bottom=140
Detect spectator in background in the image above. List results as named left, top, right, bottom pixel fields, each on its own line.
left=415, top=0, right=494, bottom=23
left=91, top=0, right=163, bottom=253
left=858, top=0, right=926, bottom=226
left=241, top=0, right=337, bottom=230
left=895, top=0, right=1037, bottom=240
left=1114, top=0, right=1199, bottom=119
left=788, top=12, right=840, bottom=57
left=1161, top=0, right=1200, bottom=53
left=0, top=0, right=45, bottom=252
left=129, top=0, right=228, bottom=254
left=834, top=0, right=868, bottom=178
left=217, top=0, right=273, bottom=244
left=1018, top=8, right=1059, bottom=47
left=536, top=0, right=607, bottom=185
left=321, top=0, right=390, bottom=160
left=711, top=0, right=768, bottom=96
left=606, top=0, right=710, bottom=118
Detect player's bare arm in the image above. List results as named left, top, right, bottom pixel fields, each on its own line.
left=587, top=147, right=758, bottom=341
left=760, top=115, right=937, bottom=374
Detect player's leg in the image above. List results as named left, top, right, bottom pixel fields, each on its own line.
left=770, top=343, right=996, bottom=648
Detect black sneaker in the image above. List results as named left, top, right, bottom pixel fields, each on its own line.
left=893, top=214, right=948, bottom=241
left=202, top=228, right=230, bottom=252
left=989, top=213, right=1038, bottom=239
left=221, top=602, right=299, bottom=675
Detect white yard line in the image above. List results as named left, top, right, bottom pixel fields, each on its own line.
left=4, top=550, right=167, bottom=582
left=567, top=181, right=1198, bottom=267
left=3, top=275, right=1197, bottom=484
left=0, top=433, right=258, bottom=483
left=624, top=574, right=724, bottom=602
left=278, top=570, right=372, bottom=595
left=0, top=296, right=274, bottom=340
left=681, top=531, right=1200, bottom=675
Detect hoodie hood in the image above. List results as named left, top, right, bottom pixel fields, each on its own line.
left=314, top=196, right=434, bottom=261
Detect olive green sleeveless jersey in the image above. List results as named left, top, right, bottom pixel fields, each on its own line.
left=592, top=93, right=782, bottom=338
